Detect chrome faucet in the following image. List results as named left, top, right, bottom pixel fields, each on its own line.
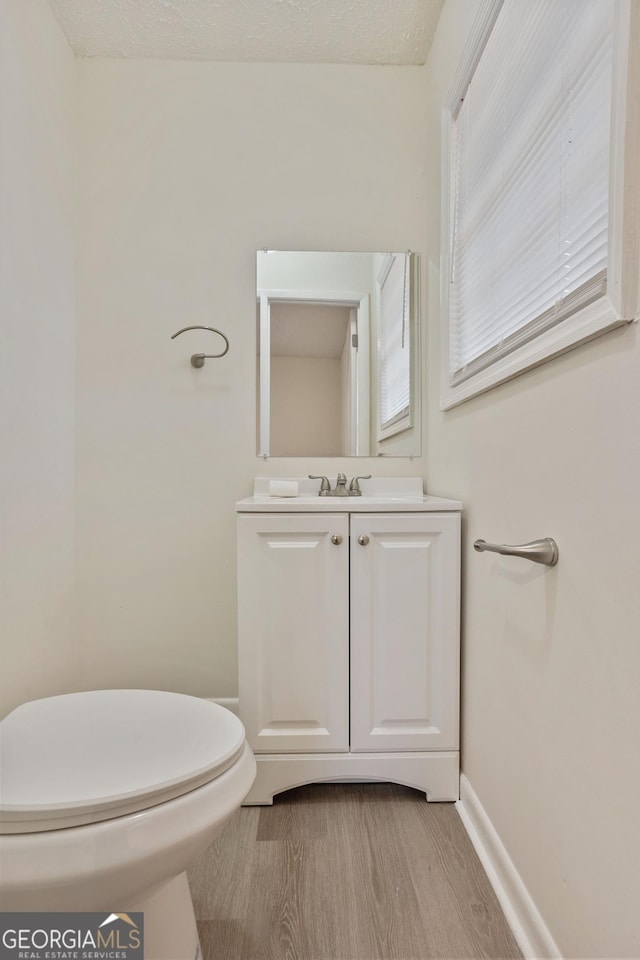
left=309, top=473, right=361, bottom=497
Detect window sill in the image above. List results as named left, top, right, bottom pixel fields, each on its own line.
left=440, top=295, right=633, bottom=410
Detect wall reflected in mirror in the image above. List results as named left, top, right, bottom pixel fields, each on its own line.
left=257, top=251, right=421, bottom=458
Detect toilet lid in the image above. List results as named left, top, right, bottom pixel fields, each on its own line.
left=0, top=690, right=246, bottom=834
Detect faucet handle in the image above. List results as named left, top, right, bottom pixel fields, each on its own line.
left=309, top=475, right=331, bottom=496
left=349, top=475, right=371, bottom=496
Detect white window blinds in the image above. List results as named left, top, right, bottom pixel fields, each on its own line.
left=449, top=0, right=614, bottom=384
left=378, top=253, right=410, bottom=434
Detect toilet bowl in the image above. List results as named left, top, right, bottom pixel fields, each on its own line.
left=0, top=689, right=256, bottom=960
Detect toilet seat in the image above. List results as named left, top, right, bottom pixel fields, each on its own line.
left=0, top=690, right=247, bottom=834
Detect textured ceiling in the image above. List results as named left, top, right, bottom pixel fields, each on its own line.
left=48, top=0, right=444, bottom=64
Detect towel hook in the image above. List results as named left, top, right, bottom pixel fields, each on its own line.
left=170, top=325, right=230, bottom=367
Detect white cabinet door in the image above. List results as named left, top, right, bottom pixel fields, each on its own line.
left=350, top=513, right=460, bottom=752
left=237, top=514, right=349, bottom=753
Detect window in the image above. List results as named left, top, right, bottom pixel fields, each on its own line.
left=440, top=0, right=639, bottom=409
left=377, top=252, right=412, bottom=439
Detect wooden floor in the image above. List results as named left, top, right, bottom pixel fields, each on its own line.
left=188, top=782, right=522, bottom=960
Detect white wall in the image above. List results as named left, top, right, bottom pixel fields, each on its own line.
left=424, top=2, right=640, bottom=956
left=76, top=60, right=428, bottom=698
left=0, top=0, right=78, bottom=718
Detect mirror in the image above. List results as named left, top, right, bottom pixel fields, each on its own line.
left=257, top=251, right=420, bottom=458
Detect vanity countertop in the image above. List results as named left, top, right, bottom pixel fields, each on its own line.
left=236, top=478, right=462, bottom=513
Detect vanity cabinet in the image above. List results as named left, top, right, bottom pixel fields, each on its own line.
left=236, top=495, right=461, bottom=804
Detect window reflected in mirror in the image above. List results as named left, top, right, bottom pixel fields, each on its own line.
left=256, top=251, right=420, bottom=458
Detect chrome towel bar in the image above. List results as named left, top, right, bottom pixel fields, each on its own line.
left=474, top=537, right=559, bottom=567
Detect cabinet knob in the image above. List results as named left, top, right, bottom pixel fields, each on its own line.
left=331, top=534, right=343, bottom=545
left=357, top=534, right=370, bottom=546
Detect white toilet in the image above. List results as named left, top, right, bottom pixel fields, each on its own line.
left=0, top=689, right=256, bottom=960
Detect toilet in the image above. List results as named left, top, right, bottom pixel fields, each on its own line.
left=0, top=689, right=256, bottom=960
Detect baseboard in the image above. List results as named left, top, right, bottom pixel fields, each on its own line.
left=456, top=773, right=562, bottom=959
left=207, top=697, right=239, bottom=716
